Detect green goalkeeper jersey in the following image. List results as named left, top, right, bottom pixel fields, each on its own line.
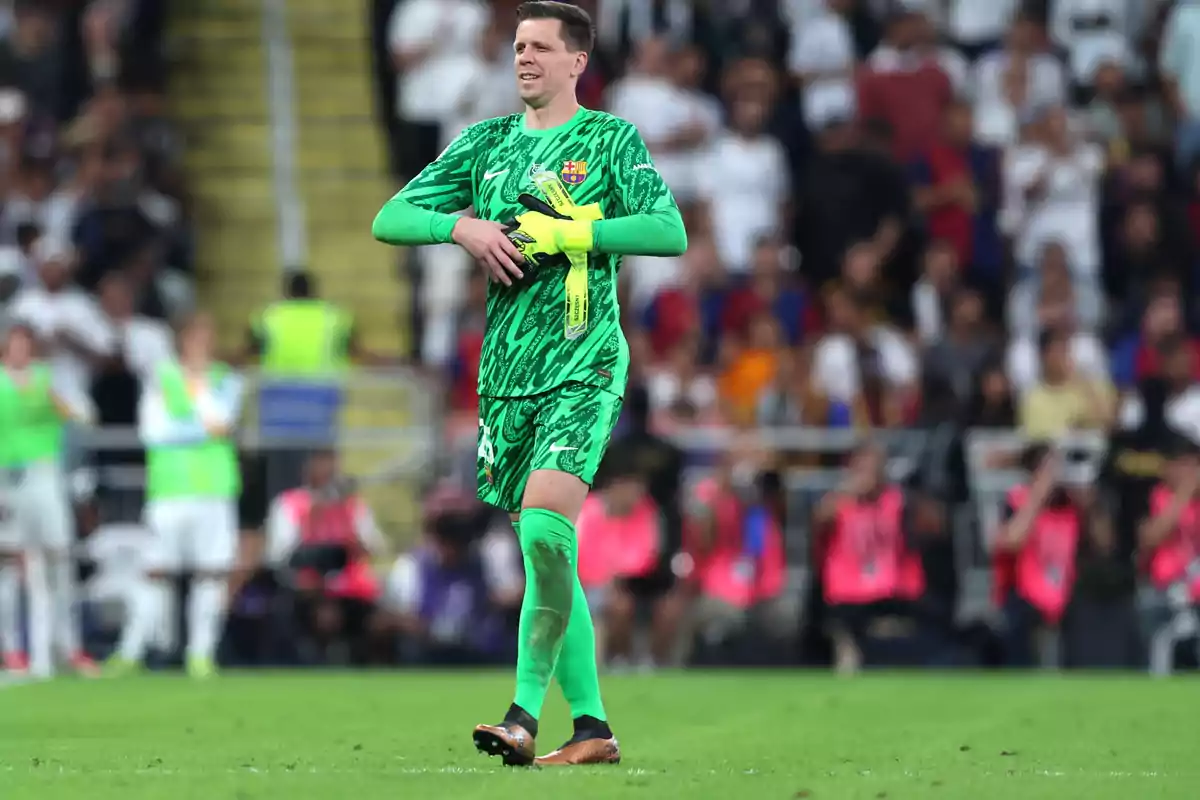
left=395, top=108, right=679, bottom=399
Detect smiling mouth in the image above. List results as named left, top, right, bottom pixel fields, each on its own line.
left=519, top=73, right=540, bottom=81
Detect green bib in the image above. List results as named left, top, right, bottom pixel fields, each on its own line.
left=145, top=362, right=240, bottom=500
left=0, top=364, right=64, bottom=467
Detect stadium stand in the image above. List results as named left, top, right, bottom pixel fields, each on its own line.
left=6, top=0, right=1200, bottom=675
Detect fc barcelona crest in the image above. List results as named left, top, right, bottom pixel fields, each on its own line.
left=561, top=160, right=588, bottom=185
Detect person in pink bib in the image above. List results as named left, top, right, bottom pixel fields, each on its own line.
left=992, top=445, right=1112, bottom=667
left=813, top=441, right=940, bottom=673
left=576, top=454, right=686, bottom=668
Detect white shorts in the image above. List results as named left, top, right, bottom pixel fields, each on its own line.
left=0, top=462, right=74, bottom=553
left=144, top=498, right=238, bottom=573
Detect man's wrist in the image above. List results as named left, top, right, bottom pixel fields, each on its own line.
left=435, top=213, right=462, bottom=244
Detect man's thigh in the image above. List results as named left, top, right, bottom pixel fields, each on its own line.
left=21, top=468, right=73, bottom=553
left=529, top=383, right=624, bottom=487
left=477, top=395, right=539, bottom=513
left=188, top=499, right=239, bottom=573
left=144, top=500, right=191, bottom=573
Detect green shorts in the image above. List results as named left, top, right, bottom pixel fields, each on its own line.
left=476, top=382, right=624, bottom=513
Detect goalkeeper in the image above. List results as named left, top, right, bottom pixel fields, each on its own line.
left=372, top=0, right=686, bottom=768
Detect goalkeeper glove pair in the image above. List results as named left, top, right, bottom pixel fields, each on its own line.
left=502, top=194, right=599, bottom=271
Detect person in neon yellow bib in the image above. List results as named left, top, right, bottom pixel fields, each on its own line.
left=0, top=324, right=98, bottom=677
left=109, top=313, right=245, bottom=679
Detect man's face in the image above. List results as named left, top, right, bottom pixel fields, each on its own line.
left=3, top=328, right=34, bottom=366
left=306, top=454, right=337, bottom=487
left=181, top=318, right=215, bottom=360
left=38, top=258, right=69, bottom=291
left=732, top=97, right=768, bottom=135
left=514, top=19, right=586, bottom=109
left=1008, top=18, right=1037, bottom=51
left=1143, top=296, right=1181, bottom=339
left=100, top=279, right=133, bottom=319
left=848, top=448, right=884, bottom=492
left=951, top=293, right=983, bottom=330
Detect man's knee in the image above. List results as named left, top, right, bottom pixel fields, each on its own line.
left=517, top=508, right=574, bottom=563
left=522, top=469, right=588, bottom=522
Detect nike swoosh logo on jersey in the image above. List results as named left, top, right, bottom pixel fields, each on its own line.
left=548, top=444, right=577, bottom=453
left=484, top=169, right=509, bottom=180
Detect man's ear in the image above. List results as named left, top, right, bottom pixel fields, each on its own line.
left=573, top=51, right=589, bottom=78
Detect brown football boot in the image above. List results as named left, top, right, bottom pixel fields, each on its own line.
left=473, top=721, right=537, bottom=766
left=534, top=734, right=621, bottom=766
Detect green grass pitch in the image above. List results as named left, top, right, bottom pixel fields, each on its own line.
left=0, top=670, right=1195, bottom=799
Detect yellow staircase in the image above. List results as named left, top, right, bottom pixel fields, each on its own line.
left=167, top=0, right=278, bottom=353
left=286, top=0, right=421, bottom=538
left=287, top=0, right=404, bottom=357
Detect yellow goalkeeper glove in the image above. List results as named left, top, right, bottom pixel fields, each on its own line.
left=504, top=194, right=599, bottom=267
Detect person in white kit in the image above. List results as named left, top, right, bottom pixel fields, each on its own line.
left=107, top=312, right=245, bottom=679
left=0, top=323, right=97, bottom=677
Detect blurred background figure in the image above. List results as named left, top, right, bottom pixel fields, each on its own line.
left=576, top=451, right=685, bottom=670
left=380, top=483, right=521, bottom=666
left=813, top=441, right=942, bottom=673
left=7, top=0, right=1200, bottom=679
left=264, top=450, right=388, bottom=666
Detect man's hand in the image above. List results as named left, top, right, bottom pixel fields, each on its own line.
left=452, top=217, right=526, bottom=286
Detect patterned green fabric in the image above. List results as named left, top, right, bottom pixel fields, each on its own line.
left=397, top=108, right=676, bottom=399
left=476, top=382, right=623, bottom=512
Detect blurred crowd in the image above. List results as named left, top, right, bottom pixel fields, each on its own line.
left=354, top=0, right=1200, bottom=673
left=0, top=0, right=192, bottom=454
left=375, top=0, right=1200, bottom=438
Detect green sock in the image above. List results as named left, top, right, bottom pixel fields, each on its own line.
left=512, top=508, right=576, bottom=720
left=552, top=535, right=607, bottom=721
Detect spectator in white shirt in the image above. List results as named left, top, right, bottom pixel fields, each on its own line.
left=607, top=38, right=718, bottom=207
left=812, top=286, right=918, bottom=427
left=788, top=0, right=857, bottom=130
left=911, top=239, right=962, bottom=346
left=387, top=0, right=489, bottom=174
left=972, top=14, right=1067, bottom=147
left=945, top=0, right=1018, bottom=58
left=1007, top=241, right=1105, bottom=340
left=645, top=335, right=719, bottom=428
left=1050, top=0, right=1135, bottom=92
left=1160, top=0, right=1200, bottom=172
left=8, top=238, right=115, bottom=399
left=1007, top=311, right=1109, bottom=396
left=1004, top=106, right=1104, bottom=281
left=697, top=95, right=789, bottom=274
left=1119, top=334, right=1200, bottom=444
left=440, top=18, right=522, bottom=149
left=95, top=272, right=173, bottom=380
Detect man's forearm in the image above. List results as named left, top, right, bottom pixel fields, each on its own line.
left=593, top=207, right=687, bottom=257
left=372, top=198, right=459, bottom=246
